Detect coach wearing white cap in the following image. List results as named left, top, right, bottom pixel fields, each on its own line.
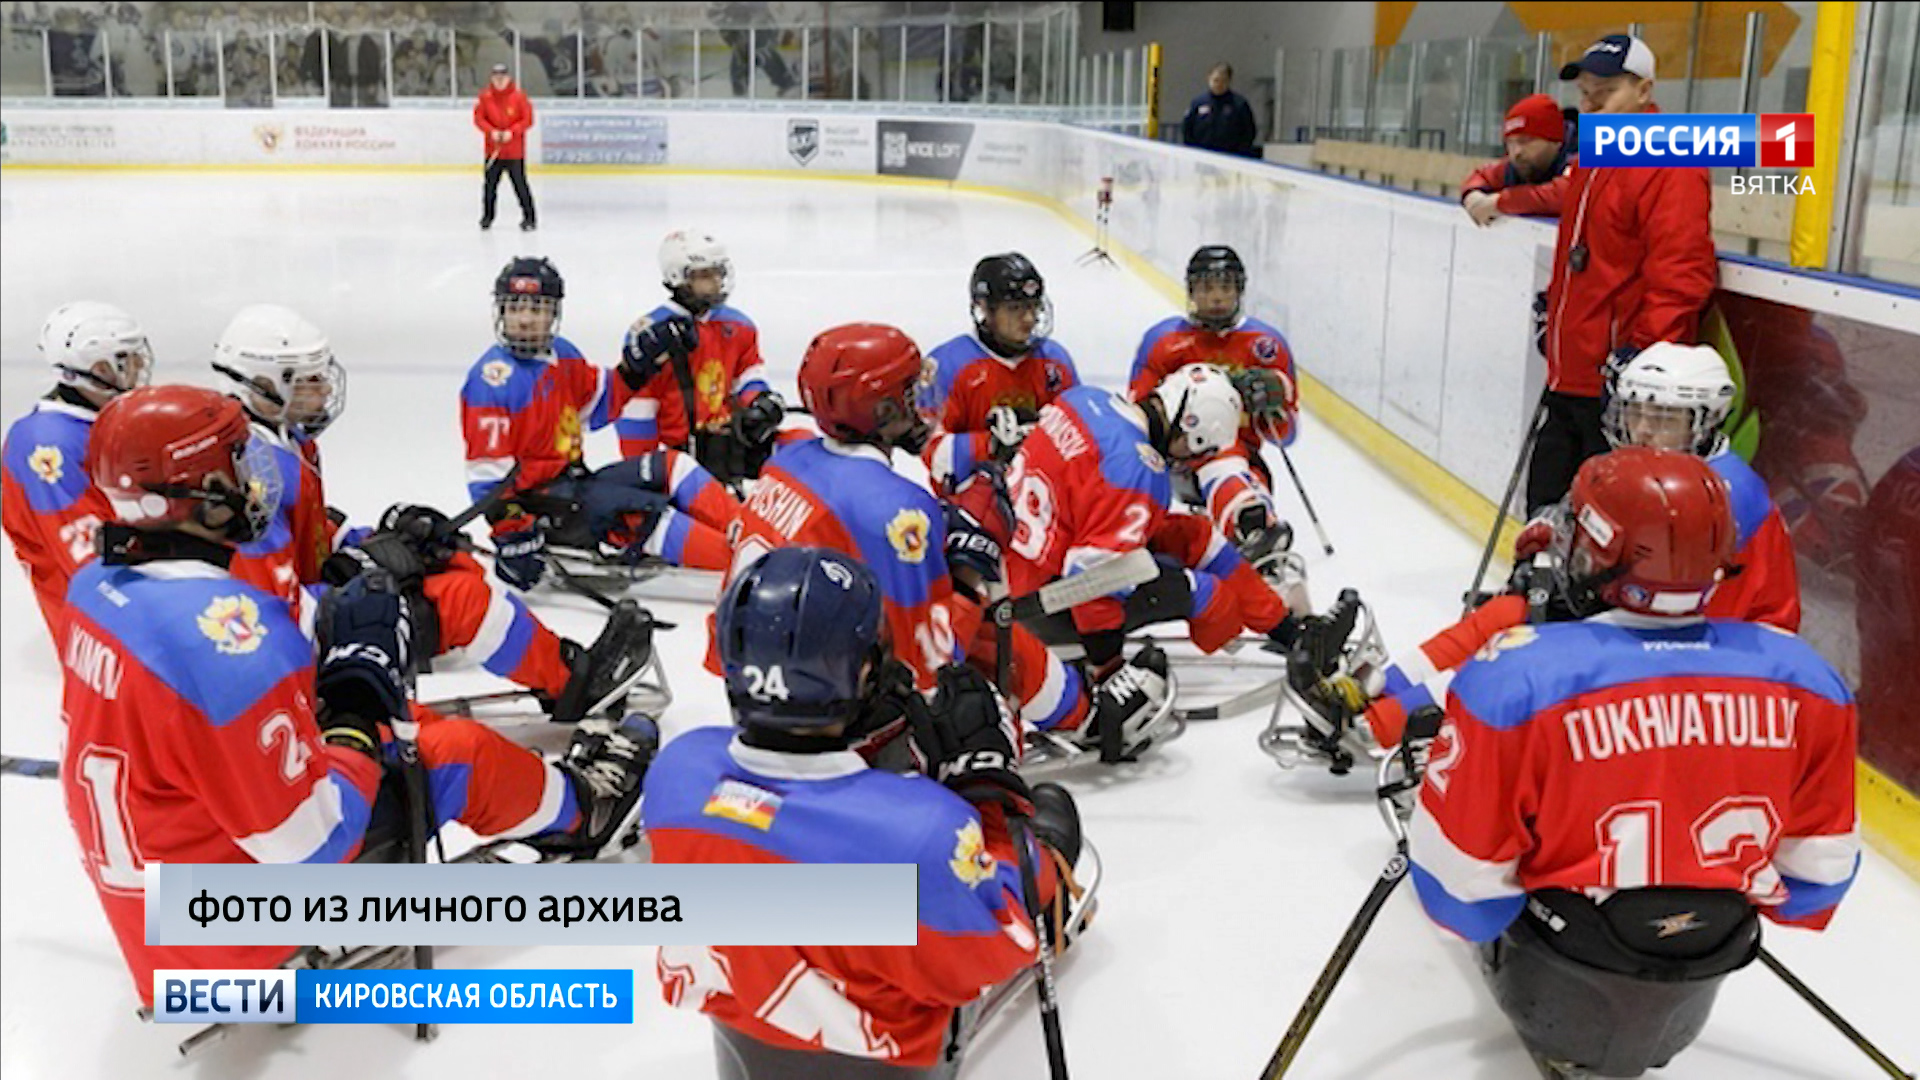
left=1524, top=33, right=1716, bottom=514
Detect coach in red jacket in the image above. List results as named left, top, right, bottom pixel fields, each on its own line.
left=474, top=62, right=537, bottom=231
left=1527, top=34, right=1716, bottom=513
left=1461, top=94, right=1572, bottom=225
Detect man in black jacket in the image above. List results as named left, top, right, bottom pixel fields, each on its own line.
left=1182, top=63, right=1258, bottom=158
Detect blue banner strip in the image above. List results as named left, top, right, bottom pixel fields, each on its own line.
left=295, top=969, right=635, bottom=1024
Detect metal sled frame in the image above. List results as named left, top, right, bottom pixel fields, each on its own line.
left=542, top=545, right=724, bottom=606
left=424, top=638, right=675, bottom=725
left=1258, top=598, right=1393, bottom=774
left=947, top=836, right=1106, bottom=1069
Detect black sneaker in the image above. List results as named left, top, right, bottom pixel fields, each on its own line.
left=531, top=715, right=658, bottom=858
left=479, top=216, right=494, bottom=230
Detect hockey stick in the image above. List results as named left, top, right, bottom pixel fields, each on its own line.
left=0, top=754, right=58, bottom=779
left=1758, top=947, right=1914, bottom=1079
left=1260, top=754, right=1413, bottom=1079
left=1010, top=813, right=1072, bottom=1080
left=1276, top=445, right=1333, bottom=556
left=1464, top=390, right=1548, bottom=616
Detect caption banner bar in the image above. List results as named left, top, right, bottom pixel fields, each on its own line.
left=147, top=862, right=916, bottom=947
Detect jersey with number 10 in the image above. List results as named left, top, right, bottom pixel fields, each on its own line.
left=1409, top=614, right=1859, bottom=944
left=715, top=437, right=958, bottom=691
left=1003, top=386, right=1170, bottom=634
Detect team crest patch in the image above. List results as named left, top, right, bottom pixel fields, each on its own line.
left=1253, top=335, right=1280, bottom=362
left=481, top=359, right=513, bottom=387
left=1135, top=442, right=1166, bottom=474
left=553, top=406, right=582, bottom=458
left=1045, top=363, right=1065, bottom=394
left=28, top=445, right=62, bottom=484
left=886, top=507, right=931, bottom=564
left=198, top=594, right=268, bottom=656
left=1474, top=625, right=1538, bottom=662
left=702, top=779, right=784, bottom=831
left=696, top=362, right=727, bottom=419
left=949, top=819, right=995, bottom=886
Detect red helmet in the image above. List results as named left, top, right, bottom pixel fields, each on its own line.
left=798, top=323, right=930, bottom=447
left=88, top=385, right=276, bottom=541
left=1565, top=446, right=1735, bottom=616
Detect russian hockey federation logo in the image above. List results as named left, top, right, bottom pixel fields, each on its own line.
left=198, top=595, right=268, bottom=656
left=481, top=359, right=512, bottom=387
left=886, top=507, right=931, bottom=564
left=1473, top=625, right=1537, bottom=662
left=28, top=444, right=62, bottom=484
left=949, top=820, right=995, bottom=886
left=787, top=119, right=820, bottom=166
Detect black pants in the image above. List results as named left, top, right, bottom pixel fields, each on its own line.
left=482, top=157, right=536, bottom=226
left=1525, top=391, right=1609, bottom=515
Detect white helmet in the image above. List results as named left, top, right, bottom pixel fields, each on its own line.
left=213, top=304, right=345, bottom=439
left=1152, top=363, right=1244, bottom=457
left=1605, top=343, right=1735, bottom=457
left=659, top=229, right=732, bottom=313
left=40, top=301, right=153, bottom=397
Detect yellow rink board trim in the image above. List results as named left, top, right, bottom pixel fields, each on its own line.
left=7, top=156, right=1912, bottom=875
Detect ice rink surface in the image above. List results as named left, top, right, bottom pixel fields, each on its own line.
left=2, top=171, right=1914, bottom=1079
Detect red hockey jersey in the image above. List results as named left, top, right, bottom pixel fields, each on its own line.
left=59, top=557, right=382, bottom=1006
left=919, top=333, right=1079, bottom=488
left=1001, top=386, right=1170, bottom=636
left=612, top=303, right=773, bottom=458
left=716, top=438, right=958, bottom=690
left=1128, top=314, right=1297, bottom=450
left=460, top=335, right=638, bottom=504
left=2, top=397, right=110, bottom=635
left=646, top=727, right=1038, bottom=1070
left=1408, top=612, right=1858, bottom=943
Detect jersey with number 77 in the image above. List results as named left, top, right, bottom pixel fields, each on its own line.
left=1407, top=614, right=1860, bottom=944
left=1001, top=386, right=1171, bottom=636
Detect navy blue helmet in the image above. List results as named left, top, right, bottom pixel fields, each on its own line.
left=717, top=546, right=885, bottom=730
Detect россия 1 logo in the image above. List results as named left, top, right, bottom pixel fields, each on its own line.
left=1581, top=112, right=1815, bottom=193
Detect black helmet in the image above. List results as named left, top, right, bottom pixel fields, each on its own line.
left=970, top=252, right=1052, bottom=358
left=717, top=546, right=886, bottom=734
left=1185, top=245, right=1246, bottom=331
left=492, top=256, right=564, bottom=358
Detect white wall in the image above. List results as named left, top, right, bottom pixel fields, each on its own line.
left=1076, top=1, right=1375, bottom=139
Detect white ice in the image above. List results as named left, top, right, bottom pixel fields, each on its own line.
left=2, top=171, right=1915, bottom=1080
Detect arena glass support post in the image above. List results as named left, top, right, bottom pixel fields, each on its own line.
left=215, top=29, right=225, bottom=102
left=1532, top=32, right=1550, bottom=95
left=512, top=28, right=522, bottom=87
left=748, top=27, right=757, bottom=99
left=319, top=25, right=329, bottom=104
left=101, top=27, right=112, bottom=99
left=164, top=29, right=175, bottom=98
left=268, top=30, right=279, bottom=103
left=446, top=28, right=456, bottom=99
left=1457, top=37, right=1477, bottom=154
left=384, top=30, right=394, bottom=105
left=800, top=27, right=808, bottom=100
left=942, top=22, right=951, bottom=103
left=1015, top=18, right=1024, bottom=103
left=576, top=29, right=585, bottom=99
left=693, top=27, right=702, bottom=99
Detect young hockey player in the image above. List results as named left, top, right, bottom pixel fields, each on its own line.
left=1345, top=344, right=1802, bottom=753
left=649, top=545, right=1086, bottom=1079
left=718, top=323, right=1103, bottom=750
left=611, top=230, right=791, bottom=485
left=1129, top=245, right=1299, bottom=564
left=59, top=385, right=655, bottom=1010
left=214, top=303, right=647, bottom=724
left=919, top=253, right=1080, bottom=491
left=1408, top=447, right=1857, bottom=1077
left=460, top=256, right=737, bottom=588
left=2, top=302, right=153, bottom=635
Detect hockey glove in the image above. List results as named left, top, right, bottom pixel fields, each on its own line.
left=492, top=517, right=548, bottom=591
left=316, top=574, right=413, bottom=751
left=1230, top=366, right=1296, bottom=425
left=1512, top=503, right=1567, bottom=561
left=907, top=663, right=1032, bottom=815
left=943, top=501, right=1004, bottom=598
left=618, top=314, right=699, bottom=390
left=379, top=502, right=464, bottom=570
left=1602, top=344, right=1640, bottom=401
left=732, top=391, right=787, bottom=447
left=985, top=404, right=1038, bottom=463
